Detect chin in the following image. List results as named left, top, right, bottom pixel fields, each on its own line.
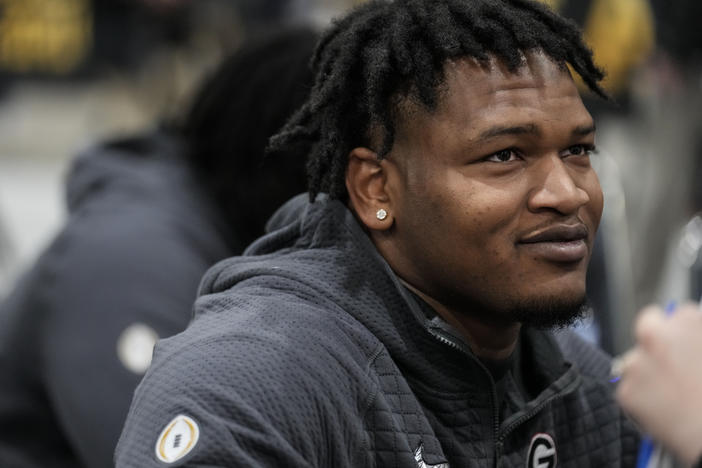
left=508, top=292, right=589, bottom=329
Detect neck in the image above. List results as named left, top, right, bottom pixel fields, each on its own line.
left=401, top=280, right=521, bottom=361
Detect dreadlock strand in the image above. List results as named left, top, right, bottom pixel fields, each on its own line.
left=311, top=1, right=383, bottom=70
left=362, top=39, right=393, bottom=123
left=311, top=10, right=387, bottom=115
left=482, top=2, right=539, bottom=67
left=426, top=3, right=464, bottom=57
left=389, top=8, right=417, bottom=76
left=268, top=0, right=608, bottom=201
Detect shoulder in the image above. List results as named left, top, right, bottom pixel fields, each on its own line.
left=181, top=283, right=382, bottom=387
left=117, top=290, right=379, bottom=466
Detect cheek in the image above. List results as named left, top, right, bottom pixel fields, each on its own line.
left=456, top=184, right=524, bottom=240
left=407, top=170, right=522, bottom=252
left=441, top=187, right=522, bottom=264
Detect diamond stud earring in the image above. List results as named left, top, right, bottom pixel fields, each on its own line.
left=376, top=208, right=388, bottom=221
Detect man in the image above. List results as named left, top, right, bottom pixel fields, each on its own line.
left=0, top=27, right=316, bottom=468
left=117, top=1, right=639, bottom=466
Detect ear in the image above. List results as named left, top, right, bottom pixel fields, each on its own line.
left=346, top=147, right=393, bottom=231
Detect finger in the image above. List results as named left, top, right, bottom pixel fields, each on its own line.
left=614, top=348, right=645, bottom=409
left=670, top=302, right=702, bottom=322
left=610, top=350, right=635, bottom=381
left=635, top=305, right=666, bottom=349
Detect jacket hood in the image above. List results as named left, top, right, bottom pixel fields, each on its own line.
left=198, top=194, right=607, bottom=397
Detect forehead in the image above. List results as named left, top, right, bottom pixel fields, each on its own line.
left=442, top=53, right=587, bottom=125
left=395, top=53, right=591, bottom=143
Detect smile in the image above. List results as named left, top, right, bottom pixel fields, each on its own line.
left=518, top=224, right=589, bottom=263
left=519, top=238, right=588, bottom=263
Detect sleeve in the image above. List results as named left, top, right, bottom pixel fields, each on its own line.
left=115, top=338, right=340, bottom=468
left=116, top=304, right=369, bottom=468
left=37, top=209, right=216, bottom=468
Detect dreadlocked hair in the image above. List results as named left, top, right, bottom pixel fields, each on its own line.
left=268, top=0, right=606, bottom=201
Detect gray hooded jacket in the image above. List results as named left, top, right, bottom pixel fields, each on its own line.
left=116, top=195, right=639, bottom=467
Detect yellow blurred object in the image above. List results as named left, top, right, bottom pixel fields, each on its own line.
left=0, top=0, right=92, bottom=75
left=582, top=0, right=655, bottom=95
left=537, top=0, right=655, bottom=96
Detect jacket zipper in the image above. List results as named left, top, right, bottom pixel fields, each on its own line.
left=426, top=326, right=579, bottom=468
left=426, top=327, right=501, bottom=465
left=497, top=376, right=579, bottom=442
left=492, top=375, right=579, bottom=468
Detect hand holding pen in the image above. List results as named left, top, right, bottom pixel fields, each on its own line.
left=613, top=302, right=702, bottom=466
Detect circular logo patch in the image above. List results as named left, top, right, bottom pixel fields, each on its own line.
left=527, top=433, right=556, bottom=468
left=155, top=415, right=200, bottom=463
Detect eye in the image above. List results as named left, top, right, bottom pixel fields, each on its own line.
left=485, top=148, right=520, bottom=163
left=563, top=144, right=597, bottom=157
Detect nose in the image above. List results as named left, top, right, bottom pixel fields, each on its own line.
left=527, top=156, right=590, bottom=215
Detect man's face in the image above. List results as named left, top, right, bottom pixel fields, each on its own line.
left=380, top=53, right=603, bottom=327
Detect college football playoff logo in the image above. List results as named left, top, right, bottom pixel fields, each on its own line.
left=527, top=433, right=556, bottom=468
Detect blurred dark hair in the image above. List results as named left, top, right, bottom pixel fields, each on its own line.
left=180, top=26, right=317, bottom=248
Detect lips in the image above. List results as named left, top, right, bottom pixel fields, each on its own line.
left=518, top=224, right=589, bottom=263
left=520, top=224, right=589, bottom=244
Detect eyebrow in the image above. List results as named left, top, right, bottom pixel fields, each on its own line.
left=478, top=124, right=539, bottom=140
left=477, top=123, right=596, bottom=141
left=572, top=124, right=596, bottom=136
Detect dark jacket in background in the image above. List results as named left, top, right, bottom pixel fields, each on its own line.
left=116, top=195, right=639, bottom=467
left=0, top=133, right=232, bottom=468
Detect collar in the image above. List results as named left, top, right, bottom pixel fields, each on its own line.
left=240, top=197, right=580, bottom=398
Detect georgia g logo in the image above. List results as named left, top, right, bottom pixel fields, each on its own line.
left=527, top=433, right=556, bottom=468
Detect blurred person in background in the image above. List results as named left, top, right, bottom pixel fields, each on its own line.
left=0, top=0, right=246, bottom=298
left=0, top=26, right=317, bottom=468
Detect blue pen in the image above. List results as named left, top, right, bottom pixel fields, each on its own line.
left=636, top=437, right=655, bottom=468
